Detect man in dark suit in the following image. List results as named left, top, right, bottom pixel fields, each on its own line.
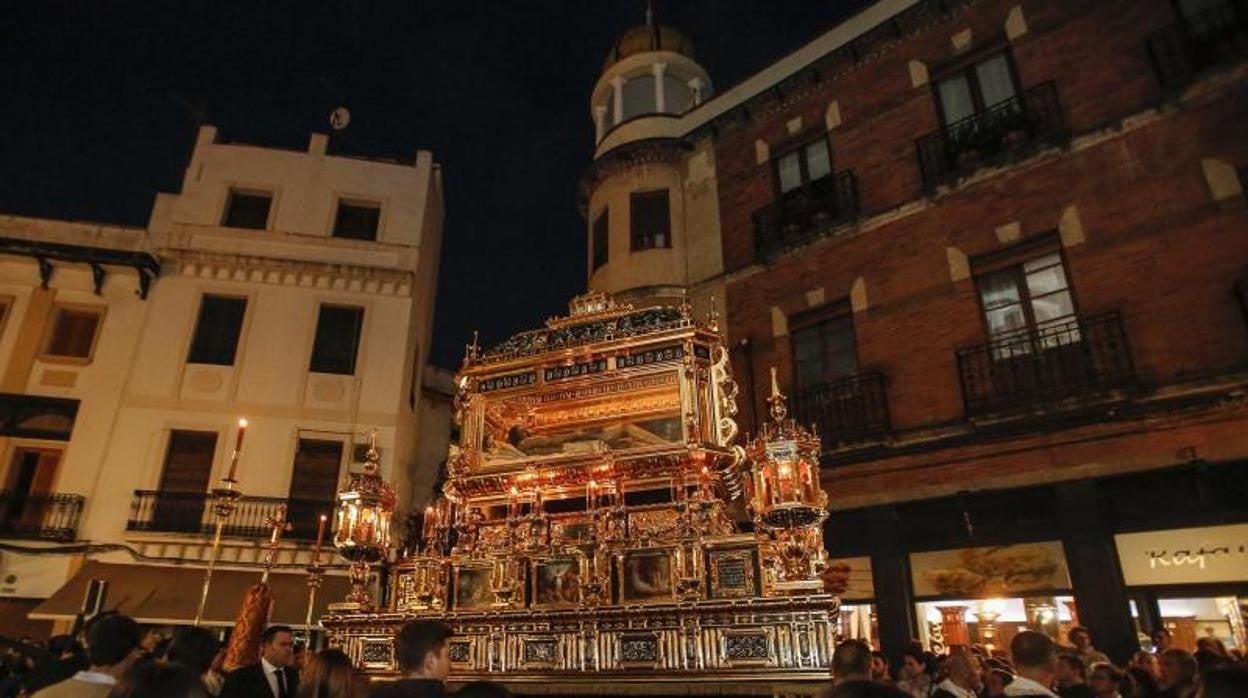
left=221, top=625, right=299, bottom=698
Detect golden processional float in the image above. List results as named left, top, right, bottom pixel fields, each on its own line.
left=322, top=292, right=842, bottom=690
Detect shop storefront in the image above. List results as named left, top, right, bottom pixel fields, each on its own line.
left=1116, top=523, right=1248, bottom=652
left=829, top=556, right=877, bottom=647
left=825, top=459, right=1248, bottom=663
left=909, top=541, right=1080, bottom=654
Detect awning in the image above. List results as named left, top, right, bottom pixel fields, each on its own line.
left=30, top=561, right=351, bottom=627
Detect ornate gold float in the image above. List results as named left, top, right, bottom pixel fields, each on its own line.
left=322, top=292, right=840, bottom=691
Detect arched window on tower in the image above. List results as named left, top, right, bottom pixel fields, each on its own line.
left=622, top=75, right=657, bottom=120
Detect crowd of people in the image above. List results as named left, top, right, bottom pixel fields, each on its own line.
left=0, top=616, right=502, bottom=698
left=4, top=616, right=1248, bottom=698
left=822, top=626, right=1248, bottom=698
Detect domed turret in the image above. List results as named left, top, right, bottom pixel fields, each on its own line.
left=589, top=15, right=712, bottom=145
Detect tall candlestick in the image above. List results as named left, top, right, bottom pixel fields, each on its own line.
left=312, top=513, right=327, bottom=565
left=587, top=480, right=598, bottom=512
left=225, top=418, right=247, bottom=481
left=533, top=487, right=544, bottom=515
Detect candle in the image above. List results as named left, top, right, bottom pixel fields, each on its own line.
left=312, top=513, right=327, bottom=565
left=225, top=418, right=248, bottom=481
left=509, top=486, right=520, bottom=519
left=423, top=505, right=435, bottom=542
left=533, top=487, right=544, bottom=515
left=587, top=480, right=598, bottom=512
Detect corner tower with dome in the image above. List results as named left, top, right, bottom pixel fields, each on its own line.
left=580, top=13, right=727, bottom=327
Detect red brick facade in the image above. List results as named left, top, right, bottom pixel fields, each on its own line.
left=713, top=0, right=1248, bottom=508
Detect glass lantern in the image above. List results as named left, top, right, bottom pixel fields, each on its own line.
left=329, top=433, right=396, bottom=611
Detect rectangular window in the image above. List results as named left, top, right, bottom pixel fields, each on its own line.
left=976, top=251, right=1078, bottom=357
left=187, top=296, right=247, bottom=366
left=42, top=305, right=103, bottom=360
left=791, top=310, right=858, bottom=389
left=0, top=297, right=11, bottom=341
left=774, top=139, right=833, bottom=197
left=592, top=209, right=609, bottom=272
left=222, top=189, right=272, bottom=230
left=630, top=190, right=671, bottom=250
left=935, top=52, right=1018, bottom=127
left=153, top=430, right=218, bottom=532
left=287, top=438, right=344, bottom=539
left=332, top=200, right=381, bottom=241
left=309, top=305, right=365, bottom=375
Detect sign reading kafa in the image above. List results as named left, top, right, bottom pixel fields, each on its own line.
left=1115, top=524, right=1248, bottom=586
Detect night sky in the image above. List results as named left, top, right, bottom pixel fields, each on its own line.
left=0, top=1, right=866, bottom=369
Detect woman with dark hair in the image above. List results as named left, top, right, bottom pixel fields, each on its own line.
left=896, top=647, right=933, bottom=698
left=293, top=650, right=360, bottom=698
left=109, top=662, right=208, bottom=698
left=981, top=668, right=1014, bottom=698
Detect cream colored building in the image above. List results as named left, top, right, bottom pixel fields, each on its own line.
left=0, top=125, right=445, bottom=633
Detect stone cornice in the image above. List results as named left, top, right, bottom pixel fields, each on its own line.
left=162, top=248, right=413, bottom=297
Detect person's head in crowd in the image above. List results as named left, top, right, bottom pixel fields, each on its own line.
left=1194, top=647, right=1229, bottom=675
left=1151, top=628, right=1173, bottom=652
left=1056, top=653, right=1088, bottom=688
left=1088, top=663, right=1130, bottom=698
left=944, top=649, right=982, bottom=693
left=454, top=681, right=513, bottom=698
left=166, top=627, right=219, bottom=675
left=393, top=620, right=454, bottom=681
left=108, top=660, right=207, bottom=698
left=981, top=668, right=1014, bottom=698
left=1131, top=650, right=1160, bottom=679
left=295, top=649, right=358, bottom=698
left=292, top=642, right=308, bottom=673
left=819, top=680, right=912, bottom=698
left=1159, top=648, right=1198, bottom=689
left=85, top=613, right=144, bottom=676
left=260, top=626, right=296, bottom=669
left=1011, top=630, right=1058, bottom=686
left=899, top=647, right=928, bottom=681
left=1198, top=665, right=1248, bottom=698
left=1196, top=637, right=1230, bottom=658
left=869, top=650, right=890, bottom=682
left=830, top=640, right=872, bottom=683
left=1068, top=627, right=1095, bottom=652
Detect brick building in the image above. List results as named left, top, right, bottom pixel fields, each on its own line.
left=584, top=0, right=1248, bottom=664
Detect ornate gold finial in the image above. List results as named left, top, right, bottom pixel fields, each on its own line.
left=364, top=429, right=380, bottom=474
left=463, top=330, right=480, bottom=364
left=767, top=367, right=788, bottom=423
left=706, top=292, right=720, bottom=333
left=678, top=288, right=693, bottom=319
left=260, top=504, right=292, bottom=583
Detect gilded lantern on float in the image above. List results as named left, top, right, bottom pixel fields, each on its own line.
left=746, top=368, right=829, bottom=592
left=330, top=433, right=396, bottom=611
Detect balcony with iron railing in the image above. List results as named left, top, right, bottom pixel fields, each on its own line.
left=127, top=490, right=335, bottom=542
left=1147, top=0, right=1248, bottom=89
left=916, top=81, right=1066, bottom=192
left=789, top=371, right=890, bottom=451
left=0, top=491, right=85, bottom=542
left=753, top=170, right=859, bottom=260
left=957, top=312, right=1135, bottom=417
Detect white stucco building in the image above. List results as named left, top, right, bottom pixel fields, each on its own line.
left=0, top=125, right=445, bottom=634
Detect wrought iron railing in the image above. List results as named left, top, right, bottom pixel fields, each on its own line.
left=790, top=371, right=890, bottom=449
left=754, top=170, right=859, bottom=259
left=127, top=490, right=334, bottom=541
left=915, top=81, right=1066, bottom=191
left=0, top=491, right=85, bottom=542
left=1147, top=0, right=1248, bottom=89
left=957, top=312, right=1135, bottom=416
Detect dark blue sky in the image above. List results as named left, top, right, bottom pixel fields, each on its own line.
left=0, top=1, right=865, bottom=368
